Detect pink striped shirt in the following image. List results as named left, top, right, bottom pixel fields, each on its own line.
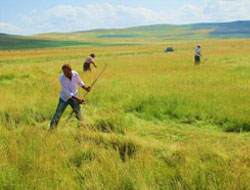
left=85, top=57, right=95, bottom=63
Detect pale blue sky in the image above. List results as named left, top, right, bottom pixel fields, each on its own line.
left=0, top=0, right=250, bottom=35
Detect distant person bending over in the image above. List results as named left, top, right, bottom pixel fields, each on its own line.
left=50, top=64, right=91, bottom=129
left=83, top=53, right=97, bottom=72
left=194, top=45, right=202, bottom=65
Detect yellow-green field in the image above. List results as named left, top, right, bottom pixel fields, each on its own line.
left=0, top=39, right=250, bottom=190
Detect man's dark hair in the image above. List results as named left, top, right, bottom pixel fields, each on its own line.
left=90, top=53, right=95, bottom=58
left=62, top=64, right=72, bottom=71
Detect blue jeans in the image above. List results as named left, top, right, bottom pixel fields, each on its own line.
left=50, top=98, right=82, bottom=129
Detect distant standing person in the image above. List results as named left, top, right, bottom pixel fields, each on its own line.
left=194, top=45, right=202, bottom=65
left=50, top=64, right=91, bottom=129
left=83, top=53, right=97, bottom=72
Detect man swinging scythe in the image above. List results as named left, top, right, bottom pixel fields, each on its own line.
left=50, top=63, right=107, bottom=130
left=50, top=64, right=91, bottom=129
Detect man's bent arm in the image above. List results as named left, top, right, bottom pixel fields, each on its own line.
left=81, top=85, right=91, bottom=92
left=72, top=96, right=84, bottom=104
left=91, top=62, right=97, bottom=67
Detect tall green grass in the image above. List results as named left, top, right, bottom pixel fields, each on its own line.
left=0, top=39, right=250, bottom=189
left=0, top=41, right=249, bottom=130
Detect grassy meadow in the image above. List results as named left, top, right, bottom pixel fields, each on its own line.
left=0, top=38, right=250, bottom=189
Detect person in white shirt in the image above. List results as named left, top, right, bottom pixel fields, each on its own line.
left=50, top=64, right=91, bottom=129
left=194, top=45, right=202, bottom=65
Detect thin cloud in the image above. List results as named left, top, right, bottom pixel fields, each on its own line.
left=7, top=1, right=250, bottom=35
left=0, top=22, right=23, bottom=34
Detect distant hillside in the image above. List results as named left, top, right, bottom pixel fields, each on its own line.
left=1, top=20, right=250, bottom=50
left=0, top=33, right=140, bottom=50
left=107, top=20, right=250, bottom=38
left=35, top=20, right=250, bottom=41
left=190, top=21, right=250, bottom=38
left=98, top=20, right=250, bottom=38
left=0, top=34, right=94, bottom=50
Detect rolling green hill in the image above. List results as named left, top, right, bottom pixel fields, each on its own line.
left=1, top=20, right=250, bottom=50
left=190, top=21, right=250, bottom=38
left=0, top=34, right=139, bottom=50
left=0, top=34, right=93, bottom=50
left=38, top=20, right=250, bottom=40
